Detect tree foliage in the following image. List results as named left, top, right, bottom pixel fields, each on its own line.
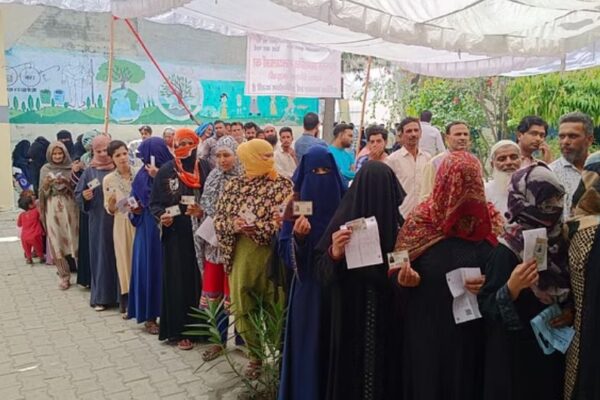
left=160, top=74, right=193, bottom=99
left=96, top=59, right=145, bottom=89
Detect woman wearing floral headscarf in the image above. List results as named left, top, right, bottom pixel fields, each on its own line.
left=395, top=151, right=501, bottom=400
left=39, top=142, right=79, bottom=290
left=479, top=162, right=571, bottom=400
left=197, top=136, right=241, bottom=361
left=214, top=139, right=292, bottom=378
left=563, top=151, right=600, bottom=400
left=75, top=135, right=119, bottom=311
left=149, top=128, right=211, bottom=350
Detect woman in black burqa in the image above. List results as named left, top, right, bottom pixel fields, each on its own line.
left=315, top=161, right=406, bottom=400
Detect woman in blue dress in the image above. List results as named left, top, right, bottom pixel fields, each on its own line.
left=278, top=146, right=345, bottom=400
left=128, top=137, right=173, bottom=334
left=74, top=135, right=119, bottom=310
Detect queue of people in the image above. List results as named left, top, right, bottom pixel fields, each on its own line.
left=11, top=109, right=599, bottom=400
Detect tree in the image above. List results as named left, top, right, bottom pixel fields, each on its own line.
left=96, top=59, right=145, bottom=89
left=97, top=94, right=103, bottom=109
left=27, top=95, right=34, bottom=111
left=160, top=74, right=193, bottom=100
left=21, top=101, right=26, bottom=112
left=51, top=98, right=55, bottom=107
left=12, top=96, right=18, bottom=110
left=35, top=98, right=41, bottom=111
left=86, top=96, right=91, bottom=109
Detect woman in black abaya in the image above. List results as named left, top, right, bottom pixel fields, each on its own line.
left=316, top=161, right=406, bottom=400
left=149, top=128, right=211, bottom=350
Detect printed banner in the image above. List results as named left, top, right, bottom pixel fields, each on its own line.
left=245, top=34, right=341, bottom=98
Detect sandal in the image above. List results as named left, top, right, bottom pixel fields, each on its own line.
left=58, top=279, right=70, bottom=290
left=177, top=339, right=194, bottom=351
left=144, top=321, right=160, bottom=335
left=201, top=345, right=224, bottom=362
left=94, top=305, right=106, bottom=312
left=244, top=359, right=262, bottom=380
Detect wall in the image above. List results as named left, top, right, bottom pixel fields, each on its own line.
left=3, top=5, right=317, bottom=148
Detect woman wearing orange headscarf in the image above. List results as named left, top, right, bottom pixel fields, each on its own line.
left=149, top=128, right=212, bottom=350
left=214, top=139, right=293, bottom=378
left=393, top=151, right=501, bottom=400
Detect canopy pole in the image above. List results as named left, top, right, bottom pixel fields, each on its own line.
left=356, top=56, right=372, bottom=156
left=103, top=16, right=116, bottom=135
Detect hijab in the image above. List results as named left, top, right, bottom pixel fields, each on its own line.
left=200, top=136, right=241, bottom=216
left=396, top=151, right=501, bottom=261
left=131, top=137, right=173, bottom=207
left=40, top=141, right=72, bottom=181
left=565, top=150, right=600, bottom=237
left=289, top=146, right=346, bottom=244
left=72, top=134, right=86, bottom=160
left=28, top=136, right=50, bottom=167
left=237, top=139, right=278, bottom=180
left=56, top=130, right=75, bottom=157
left=316, top=161, right=406, bottom=277
left=195, top=122, right=214, bottom=139
left=12, top=140, right=31, bottom=174
left=80, top=129, right=101, bottom=166
left=174, top=128, right=201, bottom=189
left=88, top=135, right=115, bottom=170
left=501, top=162, right=569, bottom=303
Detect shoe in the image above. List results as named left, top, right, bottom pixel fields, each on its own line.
left=26, top=258, right=33, bottom=265
left=94, top=305, right=106, bottom=312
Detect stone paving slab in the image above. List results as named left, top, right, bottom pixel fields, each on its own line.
left=0, top=210, right=246, bottom=400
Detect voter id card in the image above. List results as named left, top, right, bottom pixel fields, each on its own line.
left=180, top=195, right=195, bottom=205
left=239, top=205, right=257, bottom=225
left=87, top=178, right=101, bottom=190
left=165, top=205, right=181, bottom=217
left=293, top=201, right=313, bottom=216
left=387, top=250, right=409, bottom=269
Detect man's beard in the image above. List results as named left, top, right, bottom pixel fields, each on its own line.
left=491, top=169, right=513, bottom=190
left=563, top=148, right=586, bottom=165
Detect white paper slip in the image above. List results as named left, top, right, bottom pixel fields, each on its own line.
left=165, top=205, right=181, bottom=217
left=239, top=205, right=257, bottom=225
left=116, top=198, right=129, bottom=214
left=445, top=268, right=483, bottom=324
left=387, top=250, right=409, bottom=270
left=127, top=197, right=139, bottom=209
left=195, top=216, right=219, bottom=247
left=150, top=155, right=156, bottom=167
left=87, top=178, right=101, bottom=190
left=344, top=216, right=383, bottom=270
left=293, top=201, right=313, bottom=216
left=523, top=228, right=548, bottom=271
left=180, top=195, right=195, bottom=205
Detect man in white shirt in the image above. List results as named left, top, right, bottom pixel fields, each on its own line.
left=550, top=112, right=595, bottom=219
left=484, top=140, right=521, bottom=218
left=419, top=110, right=445, bottom=157
left=385, top=117, right=431, bottom=218
left=274, top=126, right=297, bottom=179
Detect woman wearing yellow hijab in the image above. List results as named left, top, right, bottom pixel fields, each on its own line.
left=214, top=139, right=293, bottom=379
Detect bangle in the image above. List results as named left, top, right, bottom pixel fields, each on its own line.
left=328, top=245, right=343, bottom=262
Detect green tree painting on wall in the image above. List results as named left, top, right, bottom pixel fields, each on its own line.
left=96, top=59, right=146, bottom=89
left=13, top=96, right=18, bottom=110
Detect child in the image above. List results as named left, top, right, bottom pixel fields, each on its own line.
left=17, top=193, right=45, bottom=264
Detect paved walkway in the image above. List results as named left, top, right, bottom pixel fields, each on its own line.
left=0, top=210, right=244, bottom=400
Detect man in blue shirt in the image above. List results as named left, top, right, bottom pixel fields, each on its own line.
left=294, top=112, right=327, bottom=162
left=328, top=123, right=355, bottom=186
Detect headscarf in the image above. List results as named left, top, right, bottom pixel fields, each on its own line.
left=200, top=136, right=241, bottom=216
left=12, top=140, right=31, bottom=175
left=316, top=161, right=406, bottom=283
left=88, top=135, right=115, bottom=170
left=56, top=130, right=75, bottom=157
left=131, top=137, right=173, bottom=207
left=80, top=129, right=101, bottom=166
left=40, top=141, right=72, bottom=180
left=288, top=146, right=346, bottom=247
left=174, top=128, right=201, bottom=189
left=237, top=139, right=278, bottom=180
left=28, top=136, right=50, bottom=167
left=72, top=134, right=86, bottom=160
left=501, top=162, right=569, bottom=303
left=195, top=122, right=214, bottom=138
left=396, top=151, right=501, bottom=261
left=489, top=140, right=520, bottom=167
left=566, top=150, right=600, bottom=237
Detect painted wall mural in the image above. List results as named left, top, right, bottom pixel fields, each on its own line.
left=5, top=46, right=319, bottom=125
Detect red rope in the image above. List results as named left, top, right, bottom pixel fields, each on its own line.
left=122, top=18, right=200, bottom=125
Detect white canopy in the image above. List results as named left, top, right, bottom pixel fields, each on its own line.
left=2, top=0, right=600, bottom=77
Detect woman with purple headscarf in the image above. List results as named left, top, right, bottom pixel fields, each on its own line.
left=479, top=162, right=571, bottom=400
left=128, top=137, right=173, bottom=334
